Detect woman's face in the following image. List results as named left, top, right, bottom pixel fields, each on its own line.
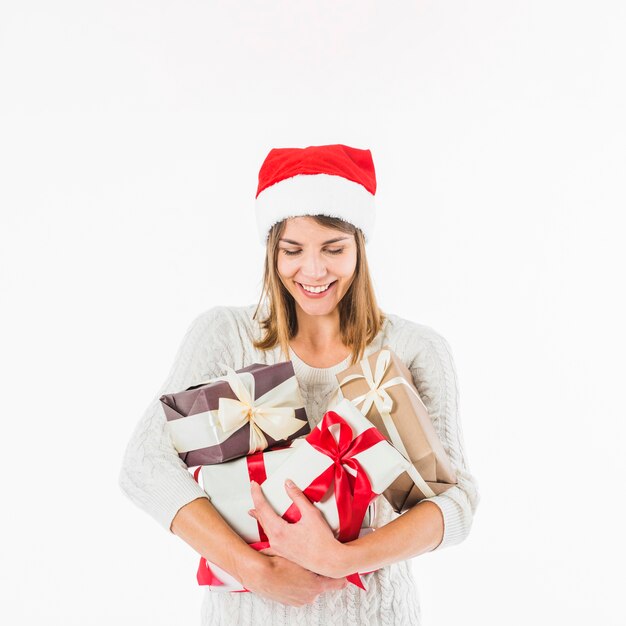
left=276, top=216, right=357, bottom=318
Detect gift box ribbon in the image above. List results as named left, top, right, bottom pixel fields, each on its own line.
left=336, top=350, right=436, bottom=498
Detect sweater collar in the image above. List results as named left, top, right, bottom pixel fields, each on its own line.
left=288, top=347, right=353, bottom=385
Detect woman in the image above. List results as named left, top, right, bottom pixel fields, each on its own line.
left=119, top=144, right=480, bottom=625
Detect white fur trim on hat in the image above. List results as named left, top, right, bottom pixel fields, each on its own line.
left=255, top=173, right=375, bottom=244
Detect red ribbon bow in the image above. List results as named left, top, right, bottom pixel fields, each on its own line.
left=282, top=410, right=384, bottom=543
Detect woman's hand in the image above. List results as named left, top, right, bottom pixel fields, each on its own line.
left=248, top=479, right=348, bottom=578
left=241, top=551, right=348, bottom=607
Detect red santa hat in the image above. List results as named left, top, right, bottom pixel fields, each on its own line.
left=255, top=144, right=377, bottom=245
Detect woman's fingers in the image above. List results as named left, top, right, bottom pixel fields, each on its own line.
left=249, top=480, right=288, bottom=535
left=249, top=554, right=347, bottom=606
left=249, top=480, right=276, bottom=518
left=284, top=479, right=320, bottom=516
left=249, top=478, right=336, bottom=574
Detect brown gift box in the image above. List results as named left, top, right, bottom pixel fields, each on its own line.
left=160, top=361, right=310, bottom=466
left=334, top=346, right=457, bottom=513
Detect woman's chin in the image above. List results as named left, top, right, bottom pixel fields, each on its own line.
left=295, top=297, right=338, bottom=316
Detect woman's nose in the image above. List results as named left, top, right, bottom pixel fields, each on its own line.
left=301, top=252, right=327, bottom=280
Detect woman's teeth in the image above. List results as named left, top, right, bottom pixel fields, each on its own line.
left=299, top=282, right=333, bottom=293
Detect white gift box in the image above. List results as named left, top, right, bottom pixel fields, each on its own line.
left=258, top=398, right=410, bottom=540
left=193, top=437, right=376, bottom=543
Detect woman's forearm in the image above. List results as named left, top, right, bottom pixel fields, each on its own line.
left=170, top=497, right=268, bottom=587
left=329, top=501, right=444, bottom=578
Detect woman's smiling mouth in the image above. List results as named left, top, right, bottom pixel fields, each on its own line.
left=295, top=280, right=338, bottom=297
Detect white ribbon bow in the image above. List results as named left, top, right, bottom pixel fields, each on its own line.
left=214, top=364, right=305, bottom=453
left=217, top=366, right=305, bottom=453
left=337, top=350, right=436, bottom=498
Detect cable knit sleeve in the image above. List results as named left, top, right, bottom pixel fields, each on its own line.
left=118, top=306, right=235, bottom=532
left=400, top=321, right=480, bottom=551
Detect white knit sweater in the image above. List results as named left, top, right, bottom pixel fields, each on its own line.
left=119, top=303, right=480, bottom=625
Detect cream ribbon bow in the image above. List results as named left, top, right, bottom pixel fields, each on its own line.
left=337, top=350, right=436, bottom=498
left=206, top=364, right=305, bottom=453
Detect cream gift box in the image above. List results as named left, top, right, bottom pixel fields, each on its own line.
left=335, top=347, right=457, bottom=512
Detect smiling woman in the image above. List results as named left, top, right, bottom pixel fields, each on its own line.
left=253, top=213, right=384, bottom=369
left=119, top=144, right=479, bottom=626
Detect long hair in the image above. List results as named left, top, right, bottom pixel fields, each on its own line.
left=252, top=215, right=386, bottom=366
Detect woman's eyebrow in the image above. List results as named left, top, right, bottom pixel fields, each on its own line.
left=279, top=237, right=350, bottom=245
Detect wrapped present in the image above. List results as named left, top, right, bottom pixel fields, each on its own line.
left=191, top=438, right=377, bottom=590
left=192, top=438, right=375, bottom=544
left=258, top=398, right=410, bottom=544
left=160, top=361, right=310, bottom=466
left=197, top=528, right=377, bottom=592
left=334, top=346, right=457, bottom=513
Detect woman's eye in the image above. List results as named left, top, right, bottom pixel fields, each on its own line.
left=280, top=248, right=343, bottom=256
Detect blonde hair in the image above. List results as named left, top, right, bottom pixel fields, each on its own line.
left=252, top=215, right=386, bottom=366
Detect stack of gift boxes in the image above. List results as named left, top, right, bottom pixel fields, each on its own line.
left=160, top=347, right=457, bottom=592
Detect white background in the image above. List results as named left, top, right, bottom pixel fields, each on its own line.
left=1, top=1, right=624, bottom=624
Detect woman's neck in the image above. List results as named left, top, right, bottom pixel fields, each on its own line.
left=292, top=307, right=343, bottom=351
left=289, top=306, right=352, bottom=368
